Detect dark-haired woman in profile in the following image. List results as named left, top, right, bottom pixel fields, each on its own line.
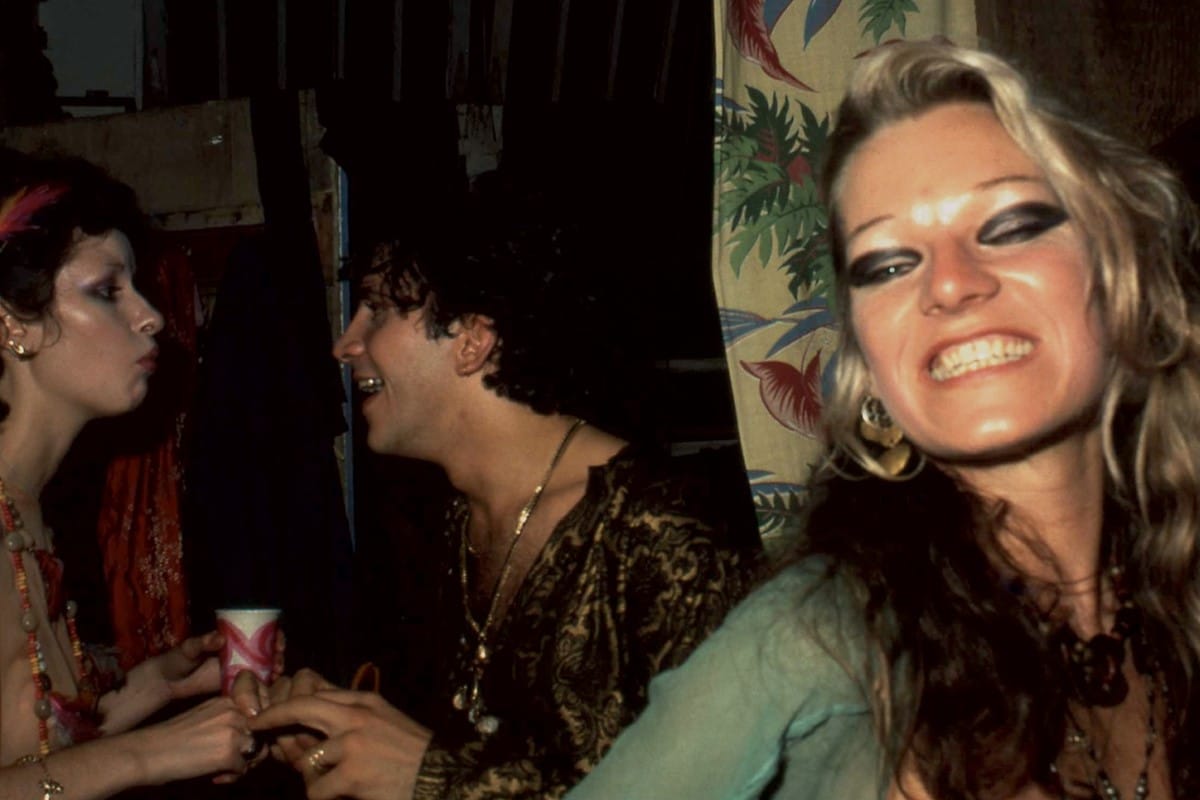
left=0, top=149, right=260, bottom=797
left=565, top=41, right=1199, bottom=799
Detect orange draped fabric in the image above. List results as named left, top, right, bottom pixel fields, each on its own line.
left=96, top=244, right=197, bottom=668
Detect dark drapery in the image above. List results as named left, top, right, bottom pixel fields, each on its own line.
left=184, top=91, right=353, bottom=681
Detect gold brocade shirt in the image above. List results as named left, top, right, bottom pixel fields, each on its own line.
left=413, top=446, right=760, bottom=799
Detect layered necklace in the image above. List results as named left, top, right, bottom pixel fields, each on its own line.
left=451, top=418, right=586, bottom=736
left=0, top=476, right=90, bottom=756
left=1048, top=565, right=1165, bottom=800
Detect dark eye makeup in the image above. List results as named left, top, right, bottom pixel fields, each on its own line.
left=847, top=248, right=921, bottom=288
left=977, top=201, right=1068, bottom=246
left=86, top=272, right=124, bottom=303
left=845, top=201, right=1069, bottom=289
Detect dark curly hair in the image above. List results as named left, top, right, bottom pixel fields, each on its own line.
left=353, top=174, right=617, bottom=418
left=0, top=147, right=145, bottom=419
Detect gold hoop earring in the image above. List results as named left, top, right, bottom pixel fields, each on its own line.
left=859, top=396, right=913, bottom=477
left=5, top=339, right=28, bottom=359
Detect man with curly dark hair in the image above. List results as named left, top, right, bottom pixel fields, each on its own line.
left=241, top=175, right=761, bottom=800
left=350, top=185, right=616, bottom=423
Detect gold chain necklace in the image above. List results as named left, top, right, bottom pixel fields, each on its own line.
left=452, top=417, right=586, bottom=735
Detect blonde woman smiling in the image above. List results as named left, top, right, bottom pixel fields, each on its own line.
left=566, top=41, right=1198, bottom=800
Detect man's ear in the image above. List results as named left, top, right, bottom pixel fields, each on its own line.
left=454, top=314, right=498, bottom=376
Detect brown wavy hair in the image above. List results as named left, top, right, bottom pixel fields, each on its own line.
left=806, top=41, right=1200, bottom=797
left=0, top=148, right=145, bottom=422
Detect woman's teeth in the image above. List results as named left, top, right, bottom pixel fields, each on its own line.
left=358, top=377, right=385, bottom=394
left=930, top=338, right=1033, bottom=381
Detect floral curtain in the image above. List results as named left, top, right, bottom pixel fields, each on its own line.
left=712, top=0, right=977, bottom=549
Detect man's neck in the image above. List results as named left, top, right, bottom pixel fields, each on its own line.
left=444, top=408, right=583, bottom=532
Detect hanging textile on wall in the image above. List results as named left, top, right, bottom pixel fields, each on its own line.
left=711, top=1, right=977, bottom=547
left=96, top=244, right=197, bottom=668
left=184, top=91, right=353, bottom=683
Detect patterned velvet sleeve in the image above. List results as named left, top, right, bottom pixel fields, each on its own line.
left=413, top=736, right=579, bottom=800
left=619, top=504, right=756, bottom=691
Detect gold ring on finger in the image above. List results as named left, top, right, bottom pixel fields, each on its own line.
left=307, top=746, right=332, bottom=776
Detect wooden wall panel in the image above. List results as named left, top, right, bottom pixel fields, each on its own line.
left=976, top=0, right=1200, bottom=148
left=0, top=91, right=337, bottom=282
left=0, top=99, right=261, bottom=228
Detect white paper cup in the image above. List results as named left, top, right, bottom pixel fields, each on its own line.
left=215, top=608, right=280, bottom=695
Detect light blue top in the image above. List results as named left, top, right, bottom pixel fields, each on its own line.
left=564, top=560, right=887, bottom=800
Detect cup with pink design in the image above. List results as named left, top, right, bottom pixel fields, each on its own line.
left=215, top=607, right=280, bottom=695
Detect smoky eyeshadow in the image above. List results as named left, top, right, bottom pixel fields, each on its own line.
left=847, top=248, right=919, bottom=287
left=976, top=202, right=1068, bottom=245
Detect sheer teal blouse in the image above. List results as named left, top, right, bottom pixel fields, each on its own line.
left=565, top=560, right=887, bottom=800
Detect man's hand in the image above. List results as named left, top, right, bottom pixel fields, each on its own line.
left=249, top=689, right=432, bottom=800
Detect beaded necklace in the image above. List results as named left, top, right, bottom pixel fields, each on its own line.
left=1054, top=672, right=1162, bottom=799
left=1053, top=566, right=1139, bottom=708
left=0, top=477, right=87, bottom=756
left=1048, top=567, right=1165, bottom=799
left=452, top=418, right=586, bottom=736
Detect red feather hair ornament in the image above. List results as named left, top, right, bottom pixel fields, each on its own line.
left=0, top=184, right=69, bottom=242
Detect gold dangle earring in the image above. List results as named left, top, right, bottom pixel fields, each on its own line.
left=4, top=339, right=27, bottom=359
left=859, top=396, right=913, bottom=477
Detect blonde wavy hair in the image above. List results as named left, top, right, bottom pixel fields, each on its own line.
left=816, top=37, right=1200, bottom=774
